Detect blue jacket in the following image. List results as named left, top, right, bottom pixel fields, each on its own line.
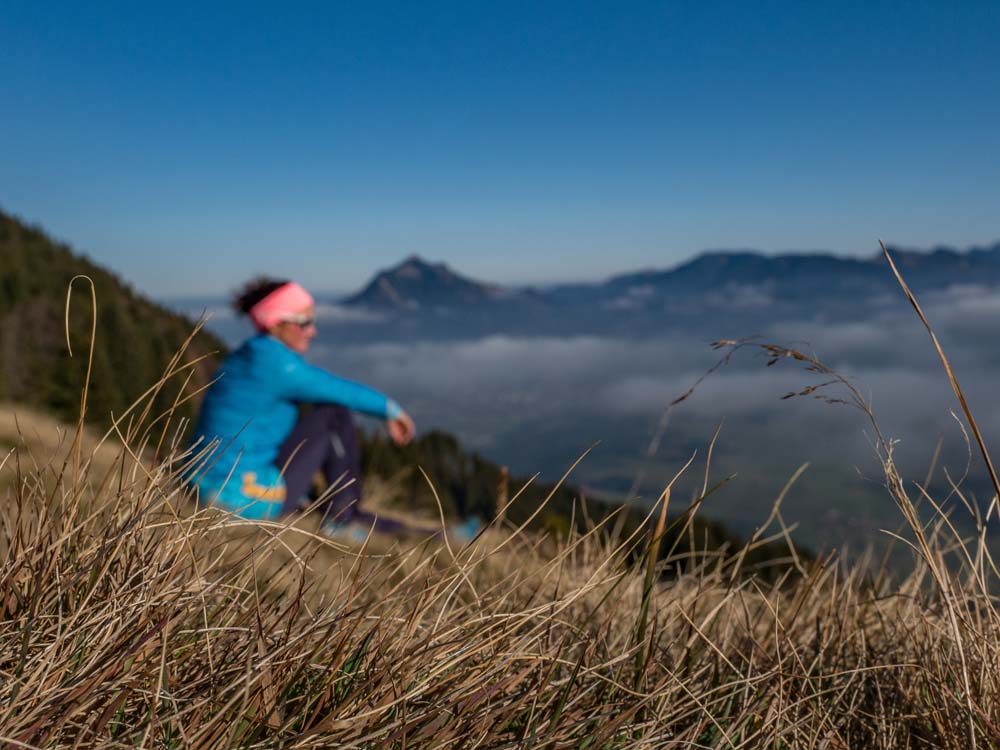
left=189, top=334, right=400, bottom=520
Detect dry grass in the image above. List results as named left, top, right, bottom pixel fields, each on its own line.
left=2, top=392, right=999, bottom=749
left=3, top=262, right=1000, bottom=748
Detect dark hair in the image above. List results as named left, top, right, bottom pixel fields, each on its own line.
left=232, top=276, right=291, bottom=316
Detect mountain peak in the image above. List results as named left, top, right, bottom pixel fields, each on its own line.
left=394, top=253, right=432, bottom=270
left=344, top=256, right=504, bottom=310
left=386, top=255, right=452, bottom=280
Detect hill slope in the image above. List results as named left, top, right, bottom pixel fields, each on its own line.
left=0, top=209, right=226, bottom=433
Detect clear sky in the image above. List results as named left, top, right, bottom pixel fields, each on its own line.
left=2, top=1, right=999, bottom=297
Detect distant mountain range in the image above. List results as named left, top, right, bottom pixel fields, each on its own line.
left=345, top=245, right=1000, bottom=310
left=332, top=243, right=1000, bottom=340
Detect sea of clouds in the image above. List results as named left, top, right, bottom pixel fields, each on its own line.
left=187, top=285, right=1000, bottom=555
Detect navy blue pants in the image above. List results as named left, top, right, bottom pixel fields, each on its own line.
left=275, top=404, right=418, bottom=535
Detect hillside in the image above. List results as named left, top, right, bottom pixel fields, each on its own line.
left=0, top=209, right=226, bottom=433
left=363, top=428, right=801, bottom=578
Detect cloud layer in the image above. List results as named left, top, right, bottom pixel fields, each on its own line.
left=195, top=283, right=1000, bottom=555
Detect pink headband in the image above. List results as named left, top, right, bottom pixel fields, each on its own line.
left=248, top=282, right=315, bottom=332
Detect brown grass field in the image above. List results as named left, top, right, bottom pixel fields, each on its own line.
left=2, top=388, right=1000, bottom=749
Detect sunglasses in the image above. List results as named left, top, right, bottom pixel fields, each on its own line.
left=281, top=314, right=316, bottom=329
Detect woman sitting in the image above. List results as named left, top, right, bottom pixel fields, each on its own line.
left=188, top=277, right=424, bottom=536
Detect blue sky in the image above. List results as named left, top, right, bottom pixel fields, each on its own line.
left=2, top=1, right=999, bottom=297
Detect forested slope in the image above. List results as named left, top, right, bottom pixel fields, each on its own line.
left=0, top=209, right=225, bottom=432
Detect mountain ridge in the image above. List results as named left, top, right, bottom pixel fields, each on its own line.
left=339, top=242, right=1000, bottom=320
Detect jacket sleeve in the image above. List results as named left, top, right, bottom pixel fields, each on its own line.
left=279, top=357, right=402, bottom=419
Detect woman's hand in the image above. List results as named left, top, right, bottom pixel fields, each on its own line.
left=387, top=412, right=416, bottom=446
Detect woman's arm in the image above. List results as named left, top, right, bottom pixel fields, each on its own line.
left=281, top=358, right=401, bottom=419
left=279, top=357, right=415, bottom=445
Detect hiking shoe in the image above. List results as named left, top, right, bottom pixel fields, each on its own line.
left=321, top=521, right=371, bottom=545
left=449, top=517, right=483, bottom=544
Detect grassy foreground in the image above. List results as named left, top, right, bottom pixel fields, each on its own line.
left=1, top=389, right=999, bottom=750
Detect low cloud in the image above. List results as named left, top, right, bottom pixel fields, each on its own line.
left=312, top=297, right=995, bottom=461
left=321, top=335, right=717, bottom=394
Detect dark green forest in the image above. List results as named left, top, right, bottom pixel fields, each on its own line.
left=1, top=208, right=799, bottom=576
left=0, top=209, right=225, bottom=434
